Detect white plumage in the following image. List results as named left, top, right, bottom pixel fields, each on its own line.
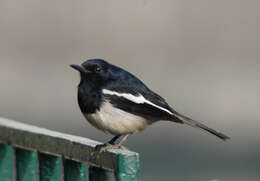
left=85, top=101, right=152, bottom=135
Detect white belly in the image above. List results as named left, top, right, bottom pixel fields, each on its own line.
left=85, top=101, right=151, bottom=135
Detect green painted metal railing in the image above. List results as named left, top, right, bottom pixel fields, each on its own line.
left=0, top=117, right=139, bottom=181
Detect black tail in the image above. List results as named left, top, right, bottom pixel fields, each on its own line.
left=170, top=112, right=230, bottom=141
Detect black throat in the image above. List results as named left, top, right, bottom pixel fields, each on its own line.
left=77, top=78, right=104, bottom=114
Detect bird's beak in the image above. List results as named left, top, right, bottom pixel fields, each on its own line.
left=70, top=64, right=86, bottom=74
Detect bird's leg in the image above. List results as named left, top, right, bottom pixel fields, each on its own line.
left=95, top=134, right=130, bottom=152
left=95, top=135, right=121, bottom=151
left=116, top=134, right=130, bottom=150
left=118, top=134, right=130, bottom=146
left=107, top=134, right=130, bottom=150
left=108, top=135, right=121, bottom=145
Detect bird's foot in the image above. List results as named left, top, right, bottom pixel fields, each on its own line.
left=95, top=143, right=128, bottom=152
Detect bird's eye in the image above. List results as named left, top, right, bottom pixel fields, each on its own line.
left=95, top=66, right=101, bottom=73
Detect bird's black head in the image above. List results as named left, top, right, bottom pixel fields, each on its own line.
left=71, top=59, right=113, bottom=113
left=70, top=59, right=111, bottom=84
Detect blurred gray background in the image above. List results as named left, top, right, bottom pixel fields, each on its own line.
left=0, top=0, right=260, bottom=180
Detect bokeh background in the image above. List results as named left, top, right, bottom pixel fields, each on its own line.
left=1, top=0, right=260, bottom=180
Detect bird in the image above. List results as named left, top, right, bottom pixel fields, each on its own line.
left=70, top=59, right=230, bottom=151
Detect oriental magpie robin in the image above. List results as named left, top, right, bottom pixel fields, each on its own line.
left=71, top=59, right=229, bottom=150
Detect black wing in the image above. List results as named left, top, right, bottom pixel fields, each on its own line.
left=103, top=77, right=181, bottom=121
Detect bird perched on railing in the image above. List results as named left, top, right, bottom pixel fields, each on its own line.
left=71, top=59, right=229, bottom=151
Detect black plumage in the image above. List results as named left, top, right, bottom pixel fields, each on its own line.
left=71, top=59, right=230, bottom=150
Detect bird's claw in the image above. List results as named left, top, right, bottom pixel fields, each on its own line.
left=95, top=143, right=129, bottom=152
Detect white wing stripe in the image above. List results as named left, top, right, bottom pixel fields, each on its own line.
left=102, top=89, right=173, bottom=115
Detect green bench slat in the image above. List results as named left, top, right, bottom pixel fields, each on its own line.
left=0, top=144, right=14, bottom=181
left=89, top=166, right=114, bottom=181
left=39, top=153, right=62, bottom=181
left=16, top=148, right=38, bottom=181
left=64, top=159, right=87, bottom=181
left=116, top=153, right=140, bottom=181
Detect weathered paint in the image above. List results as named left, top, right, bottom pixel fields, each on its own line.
left=16, top=148, right=38, bottom=181
left=89, top=166, right=114, bottom=181
left=0, top=117, right=140, bottom=181
left=115, top=152, right=140, bottom=181
left=0, top=117, right=139, bottom=172
left=64, top=159, right=87, bottom=181
left=0, top=145, right=14, bottom=181
left=39, top=153, right=62, bottom=181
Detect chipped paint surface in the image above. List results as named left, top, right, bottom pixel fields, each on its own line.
left=116, top=153, right=140, bottom=181
left=0, top=117, right=140, bottom=180
left=39, top=154, right=62, bottom=181
left=0, top=145, right=13, bottom=181
left=0, top=117, right=99, bottom=147
left=16, top=149, right=38, bottom=181
left=0, top=117, right=134, bottom=155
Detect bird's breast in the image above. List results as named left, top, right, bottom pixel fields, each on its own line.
left=78, top=84, right=102, bottom=114
left=84, top=101, right=151, bottom=135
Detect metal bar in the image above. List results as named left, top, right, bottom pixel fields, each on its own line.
left=0, top=117, right=140, bottom=180
left=39, top=153, right=62, bottom=181
left=0, top=144, right=14, bottom=181
left=115, top=153, right=140, bottom=181
left=89, top=166, right=114, bottom=181
left=64, top=159, right=87, bottom=181
left=16, top=148, right=38, bottom=181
